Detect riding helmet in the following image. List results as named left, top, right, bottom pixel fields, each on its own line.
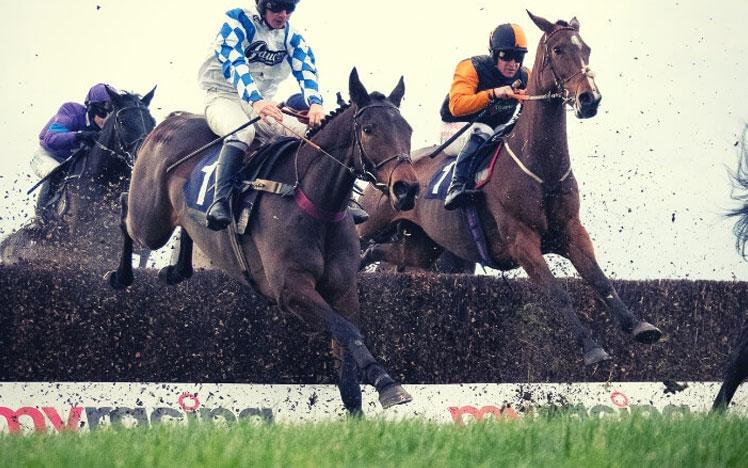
left=84, top=83, right=118, bottom=107
left=256, top=0, right=300, bottom=15
left=489, top=23, right=528, bottom=57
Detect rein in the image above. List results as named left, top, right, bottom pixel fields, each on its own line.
left=272, top=101, right=410, bottom=222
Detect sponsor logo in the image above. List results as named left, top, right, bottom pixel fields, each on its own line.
left=245, top=41, right=287, bottom=66
left=448, top=390, right=691, bottom=425
left=0, top=393, right=272, bottom=434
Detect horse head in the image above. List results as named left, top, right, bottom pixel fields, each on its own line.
left=348, top=68, right=420, bottom=211
left=527, top=11, right=602, bottom=118
left=63, top=87, right=157, bottom=227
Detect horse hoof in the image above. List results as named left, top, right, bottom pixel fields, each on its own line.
left=158, top=266, right=188, bottom=285
left=378, top=384, right=413, bottom=409
left=104, top=270, right=132, bottom=290
left=583, top=347, right=611, bottom=365
left=632, top=321, right=662, bottom=344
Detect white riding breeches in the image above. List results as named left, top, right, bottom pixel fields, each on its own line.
left=204, top=89, right=307, bottom=148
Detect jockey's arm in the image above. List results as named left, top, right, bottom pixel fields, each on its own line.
left=448, top=60, right=492, bottom=117
left=40, top=103, right=85, bottom=156
left=215, top=9, right=263, bottom=105
left=285, top=30, right=324, bottom=126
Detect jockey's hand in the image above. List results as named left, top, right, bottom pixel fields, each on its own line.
left=307, top=103, right=325, bottom=128
left=75, top=130, right=100, bottom=144
left=252, top=99, right=284, bottom=123
left=491, top=85, right=526, bottom=100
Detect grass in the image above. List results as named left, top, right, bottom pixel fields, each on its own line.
left=1, top=413, right=747, bottom=468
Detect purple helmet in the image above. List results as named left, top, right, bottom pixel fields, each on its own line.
left=84, top=83, right=118, bottom=107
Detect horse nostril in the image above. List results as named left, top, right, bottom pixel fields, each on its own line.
left=393, top=181, right=408, bottom=199
left=579, top=92, right=594, bottom=106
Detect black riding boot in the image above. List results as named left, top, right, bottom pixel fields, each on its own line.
left=206, top=142, right=246, bottom=231
left=444, top=132, right=486, bottom=210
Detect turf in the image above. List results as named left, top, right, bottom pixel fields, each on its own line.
left=1, top=413, right=747, bottom=468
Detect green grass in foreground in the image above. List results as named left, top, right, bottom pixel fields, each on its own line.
left=1, top=414, right=747, bottom=468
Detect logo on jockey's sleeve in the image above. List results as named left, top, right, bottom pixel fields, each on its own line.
left=245, top=41, right=287, bottom=66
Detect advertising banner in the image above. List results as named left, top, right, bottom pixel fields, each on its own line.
left=1, top=381, right=745, bottom=433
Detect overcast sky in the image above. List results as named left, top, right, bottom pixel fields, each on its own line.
left=1, top=0, right=747, bottom=280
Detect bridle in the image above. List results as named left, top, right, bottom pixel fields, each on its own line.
left=350, top=102, right=412, bottom=193
left=293, top=101, right=412, bottom=195
left=94, top=102, right=154, bottom=168
left=535, top=25, right=597, bottom=107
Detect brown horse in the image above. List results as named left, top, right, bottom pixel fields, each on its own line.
left=357, top=11, right=662, bottom=365
left=105, top=69, right=420, bottom=414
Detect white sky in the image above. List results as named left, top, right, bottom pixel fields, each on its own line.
left=1, top=0, right=747, bottom=280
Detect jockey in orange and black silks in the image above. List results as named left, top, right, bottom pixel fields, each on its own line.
left=441, top=23, right=532, bottom=211
left=440, top=23, right=531, bottom=129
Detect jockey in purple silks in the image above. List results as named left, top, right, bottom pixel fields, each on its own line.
left=31, top=83, right=118, bottom=227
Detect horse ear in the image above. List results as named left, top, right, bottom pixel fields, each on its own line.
left=569, top=17, right=580, bottom=31
left=527, top=10, right=554, bottom=33
left=141, top=85, right=157, bottom=107
left=387, top=76, right=405, bottom=108
left=106, top=85, right=122, bottom=107
left=349, top=67, right=370, bottom=107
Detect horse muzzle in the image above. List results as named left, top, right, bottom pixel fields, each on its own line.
left=391, top=181, right=420, bottom=211
left=574, top=90, right=602, bottom=119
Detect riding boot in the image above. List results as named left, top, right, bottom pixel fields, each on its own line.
left=206, top=142, right=246, bottom=231
left=348, top=201, right=369, bottom=224
left=444, top=132, right=486, bottom=210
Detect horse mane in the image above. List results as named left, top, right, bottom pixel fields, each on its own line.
left=304, top=91, right=391, bottom=139
left=728, top=124, right=748, bottom=258
left=305, top=99, right=353, bottom=139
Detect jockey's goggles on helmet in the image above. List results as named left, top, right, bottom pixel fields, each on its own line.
left=497, top=50, right=526, bottom=63
left=266, top=1, right=296, bottom=13
left=90, top=102, right=112, bottom=118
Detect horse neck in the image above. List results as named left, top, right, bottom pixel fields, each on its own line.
left=296, top=108, right=357, bottom=212
left=507, top=56, right=570, bottom=183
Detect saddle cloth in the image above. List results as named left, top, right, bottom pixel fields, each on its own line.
left=425, top=140, right=504, bottom=200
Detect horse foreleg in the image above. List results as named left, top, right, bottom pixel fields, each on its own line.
left=332, top=340, right=362, bottom=416
left=712, top=324, right=748, bottom=411
left=104, top=192, right=134, bottom=290
left=507, top=225, right=609, bottom=365
left=158, top=227, right=194, bottom=285
left=277, top=278, right=411, bottom=410
left=562, top=220, right=662, bottom=344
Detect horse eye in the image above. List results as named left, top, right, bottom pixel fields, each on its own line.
left=553, top=47, right=563, bottom=55
left=362, top=125, right=374, bottom=135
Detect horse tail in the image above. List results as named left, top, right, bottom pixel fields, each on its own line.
left=728, top=123, right=748, bottom=259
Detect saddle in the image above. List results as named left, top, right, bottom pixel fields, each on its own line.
left=183, top=137, right=301, bottom=232
left=235, top=137, right=300, bottom=232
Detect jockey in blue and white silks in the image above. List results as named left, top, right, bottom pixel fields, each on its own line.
left=198, top=0, right=326, bottom=231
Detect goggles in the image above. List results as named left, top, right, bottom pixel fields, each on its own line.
left=266, top=1, right=296, bottom=13
left=497, top=50, right=526, bottom=63
left=90, top=102, right=113, bottom=118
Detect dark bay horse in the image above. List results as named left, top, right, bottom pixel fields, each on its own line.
left=713, top=123, right=748, bottom=411
left=0, top=87, right=156, bottom=267
left=105, top=69, right=420, bottom=413
left=357, top=11, right=662, bottom=365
